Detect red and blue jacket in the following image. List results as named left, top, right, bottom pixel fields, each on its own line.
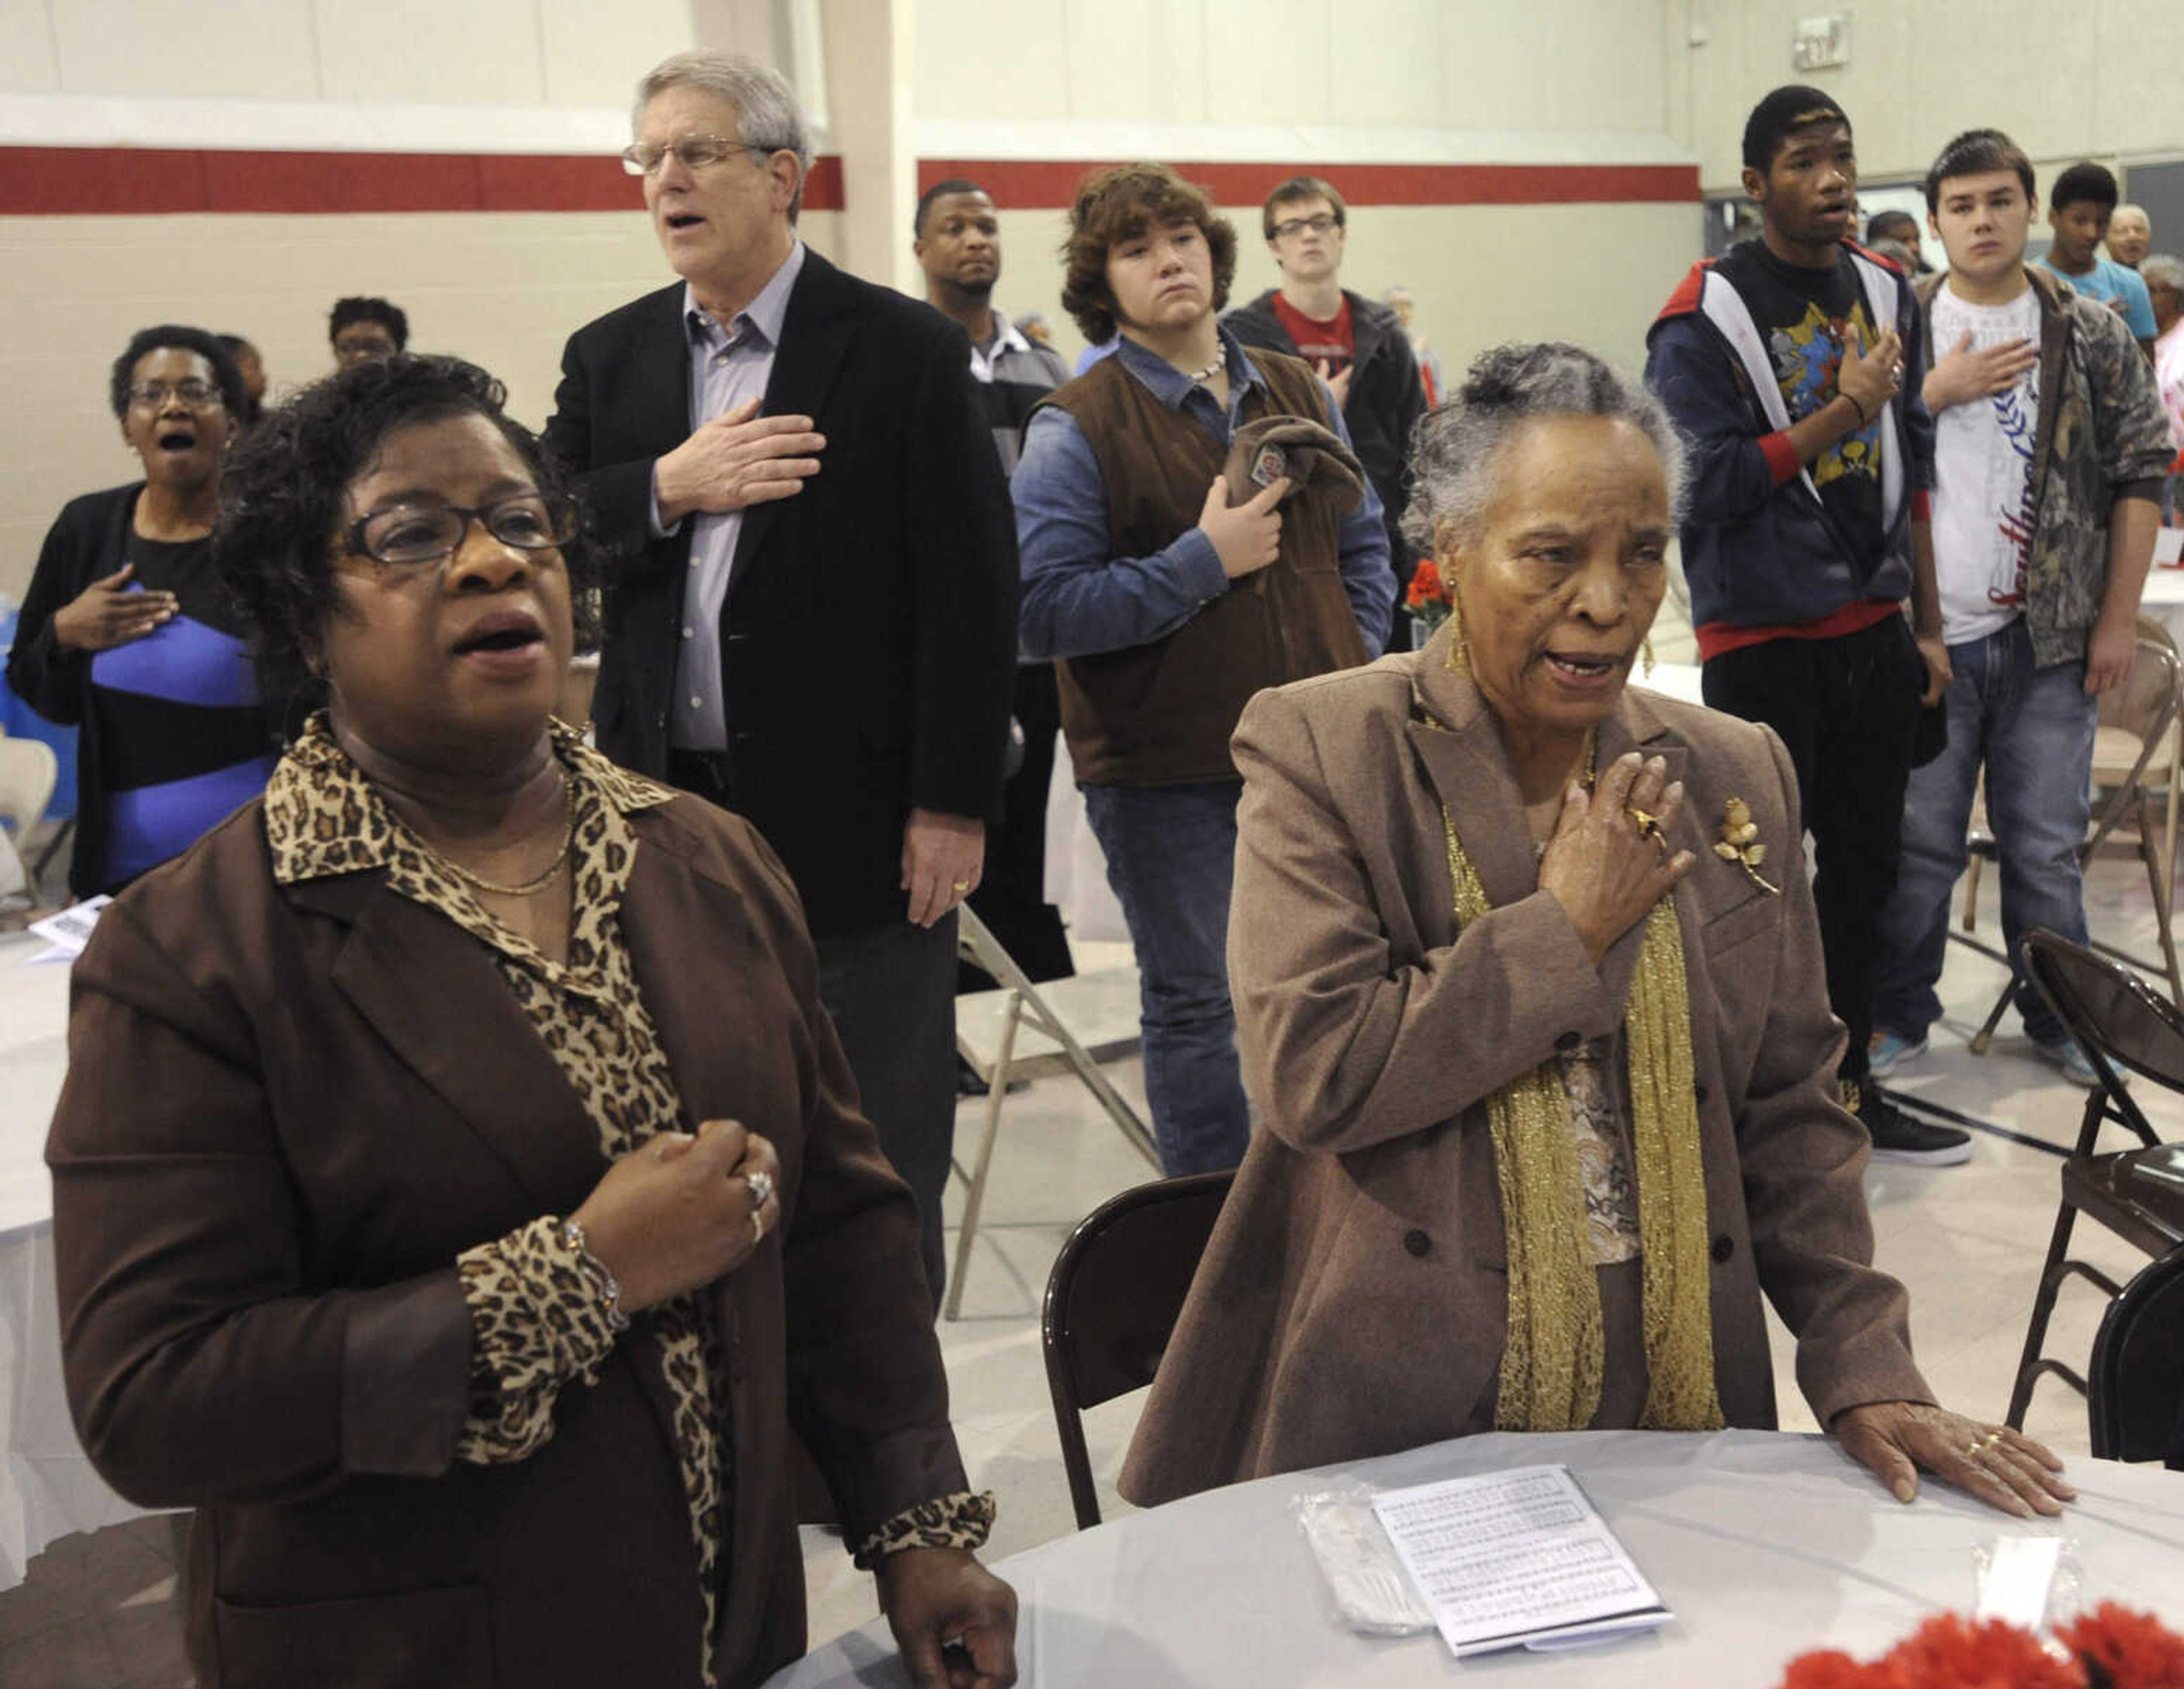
left=1644, top=240, right=1935, bottom=659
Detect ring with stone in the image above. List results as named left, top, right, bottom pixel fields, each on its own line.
left=743, top=1167, right=775, bottom=1211
left=1627, top=805, right=1661, bottom=839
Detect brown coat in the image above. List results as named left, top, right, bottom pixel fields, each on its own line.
left=48, top=794, right=966, bottom=1687
left=1120, top=622, right=1932, bottom=1505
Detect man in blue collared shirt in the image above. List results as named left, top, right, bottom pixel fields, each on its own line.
left=1013, top=163, right=1391, bottom=1174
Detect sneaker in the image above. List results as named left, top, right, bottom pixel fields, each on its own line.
left=2033, top=1036, right=2100, bottom=1089
left=1867, top=1028, right=1928, bottom=1079
left=1858, top=1090, right=1973, bottom=1167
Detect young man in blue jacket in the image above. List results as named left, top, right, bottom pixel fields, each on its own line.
left=1646, top=85, right=1966, bottom=1166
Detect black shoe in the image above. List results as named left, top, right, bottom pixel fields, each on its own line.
left=1858, top=1090, right=1972, bottom=1167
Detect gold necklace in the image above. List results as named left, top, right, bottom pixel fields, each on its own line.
left=1531, top=730, right=1601, bottom=858
left=417, top=777, right=577, bottom=898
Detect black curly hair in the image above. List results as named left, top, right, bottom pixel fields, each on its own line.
left=212, top=353, right=600, bottom=703
left=328, top=295, right=410, bottom=351
left=107, top=324, right=247, bottom=420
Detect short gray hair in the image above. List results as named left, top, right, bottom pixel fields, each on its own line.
left=1402, top=342, right=1688, bottom=554
left=634, top=52, right=814, bottom=217
left=2141, top=253, right=2184, bottom=292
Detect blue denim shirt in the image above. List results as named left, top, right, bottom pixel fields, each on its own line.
left=1013, top=328, right=1393, bottom=660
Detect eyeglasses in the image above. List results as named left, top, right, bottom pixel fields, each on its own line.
left=343, top=492, right=578, bottom=569
left=1272, top=214, right=1341, bottom=239
left=620, top=133, right=776, bottom=177
left=127, top=379, right=225, bottom=408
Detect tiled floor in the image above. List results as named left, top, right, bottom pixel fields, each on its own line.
left=8, top=861, right=2181, bottom=1683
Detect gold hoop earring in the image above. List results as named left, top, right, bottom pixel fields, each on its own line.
left=1444, top=587, right=1470, bottom=677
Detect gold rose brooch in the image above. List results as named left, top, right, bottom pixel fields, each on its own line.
left=1714, top=797, right=1781, bottom=895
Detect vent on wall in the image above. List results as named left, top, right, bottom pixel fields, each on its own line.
left=1791, top=13, right=1852, bottom=71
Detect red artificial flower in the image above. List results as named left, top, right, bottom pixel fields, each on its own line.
left=1405, top=558, right=1448, bottom=610
left=1780, top=1649, right=1898, bottom=1689
left=1880, top=1613, right=2086, bottom=1689
left=2057, top=1602, right=2184, bottom=1689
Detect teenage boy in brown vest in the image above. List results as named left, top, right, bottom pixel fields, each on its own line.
left=1011, top=162, right=1393, bottom=1174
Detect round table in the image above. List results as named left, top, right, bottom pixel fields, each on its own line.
left=764, top=1427, right=2184, bottom=1688
left=0, top=929, right=148, bottom=1589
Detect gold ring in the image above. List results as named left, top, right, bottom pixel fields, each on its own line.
left=1965, top=1439, right=1985, bottom=1459
left=951, top=880, right=971, bottom=893
left=1627, top=806, right=1660, bottom=839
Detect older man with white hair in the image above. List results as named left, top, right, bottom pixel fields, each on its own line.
left=2108, top=201, right=2153, bottom=268
left=542, top=49, right=1019, bottom=1687
left=544, top=52, right=1017, bottom=1307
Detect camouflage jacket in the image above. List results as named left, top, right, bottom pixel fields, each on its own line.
left=1918, top=266, right=2171, bottom=667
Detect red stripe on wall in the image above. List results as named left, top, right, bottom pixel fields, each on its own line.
left=917, top=158, right=1699, bottom=207
left=0, top=147, right=848, bottom=214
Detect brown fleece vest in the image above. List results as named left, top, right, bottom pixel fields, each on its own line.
left=1041, top=348, right=1368, bottom=785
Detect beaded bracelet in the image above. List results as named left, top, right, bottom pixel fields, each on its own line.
left=559, top=1217, right=632, bottom=1333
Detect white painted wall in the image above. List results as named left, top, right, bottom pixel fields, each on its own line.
left=915, top=0, right=1677, bottom=137
left=1676, top=1, right=2184, bottom=189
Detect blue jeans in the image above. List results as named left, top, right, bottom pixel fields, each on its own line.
left=1871, top=621, right=2098, bottom=1047
left=1081, top=780, right=1251, bottom=1175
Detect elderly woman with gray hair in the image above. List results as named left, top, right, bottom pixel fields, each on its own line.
left=1120, top=342, right=2073, bottom=1519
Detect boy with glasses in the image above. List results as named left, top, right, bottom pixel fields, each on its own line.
left=1226, top=176, right=1424, bottom=646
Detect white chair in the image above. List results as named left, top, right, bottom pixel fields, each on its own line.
left=1958, top=626, right=2184, bottom=1050
left=946, top=906, right=1159, bottom=1320
left=0, top=733, right=57, bottom=841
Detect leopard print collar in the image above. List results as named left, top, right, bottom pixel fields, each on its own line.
left=265, top=712, right=674, bottom=889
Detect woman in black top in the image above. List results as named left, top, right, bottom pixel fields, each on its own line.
left=6, top=324, right=285, bottom=897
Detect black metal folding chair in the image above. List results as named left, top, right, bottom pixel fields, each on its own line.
left=2006, top=931, right=2184, bottom=1428
left=2087, top=1244, right=2184, bottom=1466
left=1041, top=1171, right=1233, bottom=1530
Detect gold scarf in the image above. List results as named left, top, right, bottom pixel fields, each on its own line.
left=1441, top=804, right=1727, bottom=1434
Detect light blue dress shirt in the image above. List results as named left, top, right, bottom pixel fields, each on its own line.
left=656, top=241, right=808, bottom=751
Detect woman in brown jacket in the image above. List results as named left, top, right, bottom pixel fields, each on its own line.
left=47, top=356, right=1016, bottom=1688
left=1121, top=343, right=2070, bottom=1522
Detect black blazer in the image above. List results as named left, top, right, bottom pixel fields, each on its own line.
left=543, top=250, right=1018, bottom=939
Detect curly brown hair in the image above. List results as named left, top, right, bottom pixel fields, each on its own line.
left=1058, top=163, right=1238, bottom=345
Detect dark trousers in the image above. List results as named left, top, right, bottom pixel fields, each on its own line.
left=666, top=748, right=956, bottom=1307
left=814, top=914, right=959, bottom=1307
left=960, top=663, right=1074, bottom=989
left=1702, top=614, right=1925, bottom=1094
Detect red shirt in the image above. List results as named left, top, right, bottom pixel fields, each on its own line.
left=1271, top=292, right=1354, bottom=377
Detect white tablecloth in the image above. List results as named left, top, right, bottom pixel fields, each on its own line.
left=764, top=1428, right=2184, bottom=1689
left=0, top=931, right=149, bottom=1589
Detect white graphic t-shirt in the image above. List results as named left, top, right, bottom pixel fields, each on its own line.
left=1929, top=285, right=2042, bottom=645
